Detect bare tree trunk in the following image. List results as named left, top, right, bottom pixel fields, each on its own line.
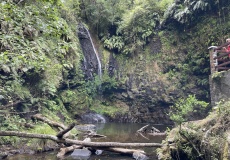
left=0, top=131, right=163, bottom=148
left=57, top=145, right=82, bottom=158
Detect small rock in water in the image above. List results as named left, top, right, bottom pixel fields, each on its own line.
left=71, top=149, right=91, bottom=160
left=95, top=150, right=103, bottom=155
left=133, top=151, right=149, bottom=160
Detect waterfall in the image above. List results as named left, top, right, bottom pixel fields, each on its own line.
left=85, top=28, right=102, bottom=79
left=81, top=113, right=106, bottom=123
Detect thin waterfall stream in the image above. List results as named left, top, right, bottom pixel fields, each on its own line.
left=85, top=28, right=102, bottom=79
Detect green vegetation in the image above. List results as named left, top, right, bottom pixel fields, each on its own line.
left=158, top=100, right=230, bottom=160
left=0, top=115, right=25, bottom=144
left=0, top=0, right=82, bottom=143
left=169, top=95, right=208, bottom=129
left=0, top=1, right=230, bottom=158
left=91, top=104, right=128, bottom=119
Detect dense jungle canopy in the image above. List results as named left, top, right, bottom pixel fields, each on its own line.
left=0, top=0, right=230, bottom=154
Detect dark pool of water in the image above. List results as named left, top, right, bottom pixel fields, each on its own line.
left=7, top=123, right=171, bottom=160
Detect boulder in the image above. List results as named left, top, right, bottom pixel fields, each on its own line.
left=70, top=148, right=91, bottom=160
left=133, top=151, right=149, bottom=160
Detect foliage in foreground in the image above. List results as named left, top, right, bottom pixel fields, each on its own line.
left=169, top=95, right=208, bottom=129
left=0, top=0, right=82, bottom=137
left=158, top=100, right=230, bottom=160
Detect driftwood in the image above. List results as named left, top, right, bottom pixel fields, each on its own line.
left=57, top=138, right=91, bottom=158
left=147, top=132, right=166, bottom=136
left=106, top=147, right=145, bottom=155
left=0, top=115, right=163, bottom=159
left=137, top=124, right=149, bottom=133
left=32, top=114, right=66, bottom=130
left=32, top=114, right=75, bottom=138
left=0, top=130, right=162, bottom=159
left=150, top=126, right=160, bottom=133
left=0, top=131, right=163, bottom=148
left=57, top=145, right=82, bottom=158
left=137, top=125, right=165, bottom=137
left=57, top=138, right=146, bottom=158
left=57, top=146, right=145, bottom=158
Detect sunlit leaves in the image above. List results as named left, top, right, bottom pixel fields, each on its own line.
left=117, top=2, right=159, bottom=54
left=0, top=0, right=81, bottom=102
left=164, top=0, right=210, bottom=24
left=103, top=36, right=124, bottom=51
left=169, top=95, right=208, bottom=128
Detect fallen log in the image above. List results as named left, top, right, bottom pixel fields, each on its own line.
left=57, top=145, right=82, bottom=159
left=57, top=146, right=146, bottom=158
left=57, top=137, right=91, bottom=159
left=147, top=132, right=166, bottom=136
left=32, top=114, right=66, bottom=130
left=105, top=147, right=145, bottom=155
left=137, top=124, right=149, bottom=133
left=0, top=131, right=163, bottom=148
left=150, top=126, right=160, bottom=133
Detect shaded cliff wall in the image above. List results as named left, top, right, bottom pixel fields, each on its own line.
left=210, top=70, right=230, bottom=106
left=101, top=36, right=182, bottom=124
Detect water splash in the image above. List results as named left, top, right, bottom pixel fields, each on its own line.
left=81, top=113, right=106, bottom=124
left=84, top=28, right=102, bottom=79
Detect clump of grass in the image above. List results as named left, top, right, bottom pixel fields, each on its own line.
left=27, top=123, right=57, bottom=152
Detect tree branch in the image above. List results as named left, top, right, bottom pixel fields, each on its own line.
left=56, top=123, right=75, bottom=138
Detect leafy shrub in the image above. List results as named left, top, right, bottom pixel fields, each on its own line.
left=169, top=95, right=208, bottom=129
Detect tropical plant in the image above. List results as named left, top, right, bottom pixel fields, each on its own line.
left=169, top=95, right=208, bottom=129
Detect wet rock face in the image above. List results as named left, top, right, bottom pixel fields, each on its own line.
left=104, top=80, right=174, bottom=124
left=210, top=70, right=230, bottom=106
left=110, top=98, right=173, bottom=124
left=77, top=23, right=99, bottom=80
left=108, top=53, right=119, bottom=77
left=125, top=81, right=175, bottom=123
left=105, top=62, right=175, bottom=123
left=106, top=37, right=177, bottom=124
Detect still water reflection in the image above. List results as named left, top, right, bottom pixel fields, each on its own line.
left=7, top=123, right=170, bottom=160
